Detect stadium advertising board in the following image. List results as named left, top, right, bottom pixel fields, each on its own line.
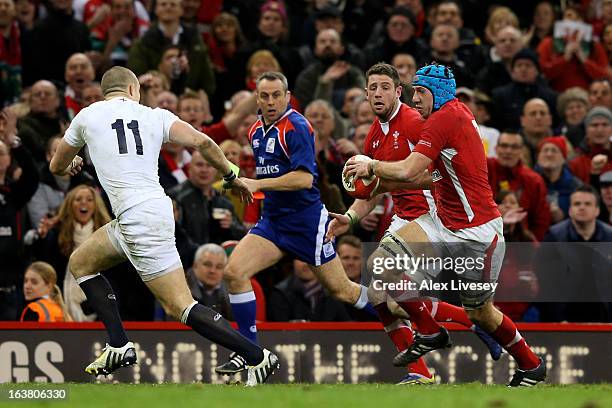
left=0, top=323, right=610, bottom=384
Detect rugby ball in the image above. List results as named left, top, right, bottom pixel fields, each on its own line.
left=342, top=155, right=380, bottom=199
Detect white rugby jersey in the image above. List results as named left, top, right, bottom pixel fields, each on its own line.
left=64, top=97, right=178, bottom=216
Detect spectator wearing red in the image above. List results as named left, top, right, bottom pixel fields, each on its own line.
left=535, top=136, right=583, bottom=223
left=0, top=0, right=22, bottom=106
left=569, top=106, right=612, bottom=184
left=488, top=131, right=552, bottom=240
left=205, top=12, right=245, bottom=74
left=537, top=5, right=609, bottom=92
left=88, top=0, right=149, bottom=66
left=179, top=89, right=256, bottom=144
left=63, top=53, right=95, bottom=120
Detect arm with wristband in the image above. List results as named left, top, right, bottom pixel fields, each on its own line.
left=325, top=196, right=378, bottom=242
left=168, top=120, right=253, bottom=203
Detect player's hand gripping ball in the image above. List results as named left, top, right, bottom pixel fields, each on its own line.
left=342, top=155, right=380, bottom=199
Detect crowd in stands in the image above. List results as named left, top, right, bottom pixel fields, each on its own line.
left=0, top=0, right=610, bottom=324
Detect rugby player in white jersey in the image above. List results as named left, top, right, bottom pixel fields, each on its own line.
left=50, top=66, right=278, bottom=386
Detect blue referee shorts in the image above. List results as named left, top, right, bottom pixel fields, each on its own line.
left=249, top=203, right=336, bottom=266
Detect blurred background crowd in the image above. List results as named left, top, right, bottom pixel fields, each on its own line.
left=0, top=0, right=610, bottom=324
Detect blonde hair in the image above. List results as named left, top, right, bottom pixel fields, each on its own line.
left=101, top=66, right=138, bottom=96
left=145, top=70, right=170, bottom=91
left=57, top=185, right=111, bottom=257
left=485, top=6, right=519, bottom=44
left=220, top=139, right=241, bottom=153
left=27, top=262, right=73, bottom=321
left=178, top=89, right=203, bottom=109
left=246, top=50, right=281, bottom=78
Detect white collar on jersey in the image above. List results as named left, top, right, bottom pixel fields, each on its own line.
left=378, top=99, right=401, bottom=135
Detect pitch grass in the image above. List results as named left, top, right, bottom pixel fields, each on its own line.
left=1, top=383, right=610, bottom=408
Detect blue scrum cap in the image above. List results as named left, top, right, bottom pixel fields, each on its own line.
left=412, top=64, right=456, bottom=110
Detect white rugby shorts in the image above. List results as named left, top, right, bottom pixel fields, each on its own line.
left=105, top=196, right=182, bottom=281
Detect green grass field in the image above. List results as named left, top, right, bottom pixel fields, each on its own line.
left=1, top=383, right=611, bottom=408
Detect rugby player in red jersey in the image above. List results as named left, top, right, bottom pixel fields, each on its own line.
left=327, top=63, right=502, bottom=385
left=345, top=63, right=546, bottom=387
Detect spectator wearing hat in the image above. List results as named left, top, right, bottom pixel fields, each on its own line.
left=233, top=0, right=303, bottom=88
left=425, top=24, right=473, bottom=88
left=491, top=48, right=558, bottom=131
left=599, top=170, right=612, bottom=224
left=537, top=5, right=609, bottom=92
left=127, top=0, right=216, bottom=98
left=299, top=6, right=366, bottom=71
left=88, top=0, right=149, bottom=67
left=294, top=29, right=365, bottom=111
left=535, top=136, right=583, bottom=223
left=364, top=7, right=428, bottom=68
left=589, top=78, right=612, bottom=110
left=488, top=131, right=551, bottom=241
left=569, top=106, right=612, bottom=185
left=557, top=87, right=590, bottom=147
left=520, top=98, right=555, bottom=167
left=456, top=87, right=500, bottom=157
left=475, top=26, right=523, bottom=95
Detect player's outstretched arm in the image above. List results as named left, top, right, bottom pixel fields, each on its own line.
left=325, top=197, right=378, bottom=242
left=169, top=120, right=253, bottom=202
left=377, top=171, right=433, bottom=191
left=345, top=152, right=432, bottom=187
left=49, top=139, right=84, bottom=176
left=169, top=120, right=232, bottom=175
left=239, top=170, right=313, bottom=194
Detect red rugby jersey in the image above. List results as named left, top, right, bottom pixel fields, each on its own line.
left=413, top=99, right=500, bottom=230
left=364, top=102, right=432, bottom=221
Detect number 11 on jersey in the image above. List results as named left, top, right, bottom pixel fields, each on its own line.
left=111, top=119, right=143, bottom=155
